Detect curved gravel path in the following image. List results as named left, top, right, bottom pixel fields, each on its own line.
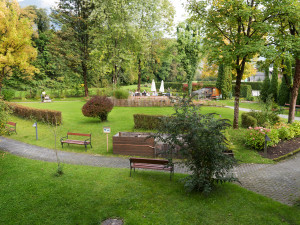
left=1, top=136, right=299, bottom=206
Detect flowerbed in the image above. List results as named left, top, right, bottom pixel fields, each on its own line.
left=245, top=121, right=300, bottom=150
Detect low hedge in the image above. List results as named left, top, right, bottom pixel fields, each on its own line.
left=134, top=114, right=168, bottom=130
left=232, top=82, right=263, bottom=91
left=155, top=82, right=182, bottom=92
left=7, top=103, right=62, bottom=125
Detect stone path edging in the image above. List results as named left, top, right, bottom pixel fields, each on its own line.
left=0, top=136, right=299, bottom=206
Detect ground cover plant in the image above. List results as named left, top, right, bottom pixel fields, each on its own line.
left=0, top=151, right=299, bottom=225
left=4, top=101, right=273, bottom=163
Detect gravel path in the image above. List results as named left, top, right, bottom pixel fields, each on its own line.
left=1, top=136, right=299, bottom=206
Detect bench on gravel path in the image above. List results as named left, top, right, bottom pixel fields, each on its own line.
left=60, top=132, right=92, bottom=150
left=129, top=157, right=174, bottom=180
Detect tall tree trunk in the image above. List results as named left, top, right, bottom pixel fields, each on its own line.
left=137, top=57, right=141, bottom=92
left=233, top=59, right=246, bottom=129
left=82, top=60, right=89, bottom=97
left=288, top=58, right=300, bottom=123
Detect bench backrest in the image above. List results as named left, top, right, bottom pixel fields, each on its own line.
left=67, top=132, right=91, bottom=137
left=7, top=122, right=16, bottom=126
left=130, top=157, right=169, bottom=165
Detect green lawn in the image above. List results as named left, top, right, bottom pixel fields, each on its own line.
left=5, top=101, right=272, bottom=163
left=0, top=151, right=299, bottom=225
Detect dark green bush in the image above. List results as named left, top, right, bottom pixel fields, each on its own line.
left=7, top=102, right=62, bottom=125
left=1, top=89, right=15, bottom=101
left=232, top=82, right=262, bottom=90
left=155, top=82, right=182, bottom=91
left=82, top=96, right=114, bottom=121
left=134, top=114, right=167, bottom=130
left=113, top=89, right=129, bottom=99
left=241, top=85, right=252, bottom=99
left=152, top=98, right=237, bottom=193
left=241, top=113, right=257, bottom=128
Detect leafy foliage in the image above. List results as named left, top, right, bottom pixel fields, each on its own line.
left=153, top=98, right=237, bottom=193
left=82, top=96, right=113, bottom=121
left=260, top=67, right=271, bottom=102
left=133, top=114, right=167, bottom=130
left=0, top=0, right=38, bottom=91
left=177, top=22, right=201, bottom=96
left=245, top=127, right=279, bottom=151
left=241, top=113, right=257, bottom=129
left=0, top=100, right=11, bottom=135
left=113, top=89, right=129, bottom=99
left=269, top=61, right=279, bottom=102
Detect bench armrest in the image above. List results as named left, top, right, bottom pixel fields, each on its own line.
left=60, top=136, right=68, bottom=142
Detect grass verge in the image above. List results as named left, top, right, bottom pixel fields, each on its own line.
left=0, top=151, right=299, bottom=225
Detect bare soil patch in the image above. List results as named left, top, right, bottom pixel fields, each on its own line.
left=259, top=136, right=300, bottom=159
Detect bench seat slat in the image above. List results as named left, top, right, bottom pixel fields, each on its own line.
left=61, top=140, right=90, bottom=145
left=132, top=163, right=172, bottom=171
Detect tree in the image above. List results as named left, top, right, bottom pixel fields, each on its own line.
left=278, top=57, right=292, bottom=105
left=260, top=67, right=271, bottom=102
left=216, top=64, right=224, bottom=93
left=51, top=0, right=94, bottom=97
left=153, top=98, right=237, bottom=193
left=222, top=65, right=232, bottom=99
left=187, top=0, right=278, bottom=128
left=177, top=22, right=201, bottom=96
left=0, top=0, right=38, bottom=92
left=271, top=0, right=300, bottom=123
left=269, top=61, right=279, bottom=102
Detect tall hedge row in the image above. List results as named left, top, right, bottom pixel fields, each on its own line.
left=7, top=103, right=62, bottom=125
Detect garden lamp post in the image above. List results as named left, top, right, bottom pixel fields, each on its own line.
left=264, top=134, right=271, bottom=157
left=33, top=122, right=38, bottom=140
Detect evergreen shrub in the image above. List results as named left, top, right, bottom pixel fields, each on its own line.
left=241, top=85, right=252, bottom=99
left=241, top=113, right=257, bottom=128
left=113, top=89, right=129, bottom=99
left=82, top=96, right=113, bottom=121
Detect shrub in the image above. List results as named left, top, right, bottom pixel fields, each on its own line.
left=155, top=82, right=183, bottom=92
left=152, top=98, right=237, bottom=193
left=82, top=96, right=113, bottom=121
left=245, top=127, right=280, bottom=150
left=133, top=114, right=167, bottom=130
left=7, top=102, right=61, bottom=125
left=290, top=121, right=300, bottom=137
left=241, top=113, right=257, bottom=128
left=241, top=85, right=252, bottom=99
left=273, top=122, right=295, bottom=140
left=1, top=89, right=15, bottom=101
left=246, top=111, right=280, bottom=127
left=0, top=100, right=11, bottom=135
left=113, top=89, right=129, bottom=99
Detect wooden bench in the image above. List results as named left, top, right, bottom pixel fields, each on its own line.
left=60, top=132, right=92, bottom=150
left=284, top=104, right=300, bottom=114
left=129, top=157, right=174, bottom=180
left=5, top=122, right=17, bottom=134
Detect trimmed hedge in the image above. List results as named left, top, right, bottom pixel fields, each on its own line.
left=232, top=82, right=263, bottom=90
left=241, top=113, right=257, bottom=128
left=241, top=85, right=252, bottom=99
left=155, top=82, right=182, bottom=91
left=134, top=114, right=168, bottom=130
left=7, top=102, right=62, bottom=125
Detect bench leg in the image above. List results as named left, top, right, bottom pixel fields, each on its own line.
left=61, top=143, right=64, bottom=148
left=130, top=166, right=132, bottom=177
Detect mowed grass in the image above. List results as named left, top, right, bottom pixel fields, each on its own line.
left=6, top=101, right=272, bottom=163
left=0, top=151, right=299, bottom=225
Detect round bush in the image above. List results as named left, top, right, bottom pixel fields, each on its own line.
left=82, top=96, right=114, bottom=121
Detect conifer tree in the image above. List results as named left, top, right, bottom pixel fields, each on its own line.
left=279, top=58, right=292, bottom=105
left=260, top=67, right=271, bottom=102
left=269, top=61, right=279, bottom=102
left=222, top=65, right=232, bottom=99
left=216, top=64, right=224, bottom=93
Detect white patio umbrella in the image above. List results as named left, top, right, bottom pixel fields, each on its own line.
left=159, top=80, right=164, bottom=93
left=151, top=79, right=156, bottom=92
